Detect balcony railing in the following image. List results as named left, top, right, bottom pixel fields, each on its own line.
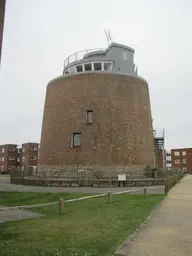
left=64, top=48, right=105, bottom=68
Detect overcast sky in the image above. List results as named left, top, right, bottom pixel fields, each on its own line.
left=0, top=0, right=192, bottom=149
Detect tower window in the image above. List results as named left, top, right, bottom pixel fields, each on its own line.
left=64, top=69, right=70, bottom=75
left=84, top=63, right=92, bottom=71
left=72, top=133, right=81, bottom=147
left=123, top=51, right=127, bottom=59
left=104, top=62, right=112, bottom=71
left=86, top=110, right=93, bottom=124
left=94, top=62, right=102, bottom=71
left=76, top=65, right=83, bottom=72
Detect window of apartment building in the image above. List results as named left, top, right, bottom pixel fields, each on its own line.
left=2, top=148, right=4, bottom=153
left=1, top=157, right=4, bottom=162
left=22, top=156, right=25, bottom=161
left=182, top=151, right=186, bottom=156
left=31, top=146, right=37, bottom=151
left=8, top=156, right=15, bottom=160
left=123, top=51, right=127, bottom=59
left=31, top=156, right=37, bottom=160
left=182, top=159, right=187, bottom=164
left=17, top=157, right=20, bottom=162
left=166, top=160, right=172, bottom=164
left=175, top=159, right=180, bottom=164
left=71, top=133, right=81, bottom=147
left=22, top=148, right=25, bottom=153
left=86, top=110, right=93, bottom=124
left=166, top=153, right=171, bottom=157
left=9, top=148, right=15, bottom=151
left=174, top=151, right=180, bottom=156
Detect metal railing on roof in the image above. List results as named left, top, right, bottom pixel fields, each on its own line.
left=64, top=48, right=105, bottom=68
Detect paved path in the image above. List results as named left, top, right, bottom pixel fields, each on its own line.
left=116, top=175, right=192, bottom=256
left=0, top=177, right=164, bottom=194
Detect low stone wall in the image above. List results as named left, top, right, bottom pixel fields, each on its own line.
left=11, top=177, right=164, bottom=187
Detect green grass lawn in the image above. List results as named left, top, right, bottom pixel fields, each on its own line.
left=0, top=191, right=92, bottom=206
left=0, top=193, right=164, bottom=256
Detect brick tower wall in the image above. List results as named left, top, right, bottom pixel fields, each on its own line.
left=39, top=73, right=154, bottom=171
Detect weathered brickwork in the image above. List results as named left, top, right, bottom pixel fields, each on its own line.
left=39, top=73, right=154, bottom=169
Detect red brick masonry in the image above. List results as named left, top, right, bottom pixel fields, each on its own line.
left=39, top=73, right=154, bottom=169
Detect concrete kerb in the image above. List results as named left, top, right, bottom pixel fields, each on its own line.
left=0, top=187, right=161, bottom=211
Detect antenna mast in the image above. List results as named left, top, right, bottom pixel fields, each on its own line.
left=104, top=29, right=112, bottom=46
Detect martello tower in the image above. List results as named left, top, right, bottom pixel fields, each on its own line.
left=39, top=42, right=154, bottom=171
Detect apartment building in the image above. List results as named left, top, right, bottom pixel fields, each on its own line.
left=156, top=150, right=172, bottom=170
left=171, top=148, right=192, bottom=173
left=0, top=144, right=18, bottom=173
left=0, top=142, right=39, bottom=173
left=20, top=142, right=39, bottom=169
left=165, top=150, right=172, bottom=169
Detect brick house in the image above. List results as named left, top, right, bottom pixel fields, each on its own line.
left=171, top=148, right=192, bottom=173
left=0, top=144, right=18, bottom=173
left=0, top=142, right=39, bottom=173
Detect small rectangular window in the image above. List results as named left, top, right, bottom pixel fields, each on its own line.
left=182, top=159, right=187, bottom=164
left=84, top=63, right=92, bottom=71
left=2, top=148, right=4, bottom=153
left=174, top=151, right=180, bottom=156
left=76, top=65, right=83, bottom=72
left=104, top=62, right=112, bottom=71
left=94, top=62, right=102, bottom=71
left=22, top=156, right=25, bottom=161
left=175, top=159, right=180, bottom=164
left=123, top=51, right=127, bottom=59
left=72, top=133, right=81, bottom=147
left=31, top=156, right=37, bottom=160
left=86, top=110, right=93, bottom=124
left=31, top=147, right=37, bottom=151
left=182, top=151, right=186, bottom=156
left=9, top=148, right=16, bottom=151
left=22, top=148, right=25, bottom=153
left=8, top=156, right=15, bottom=160
left=1, top=157, right=4, bottom=162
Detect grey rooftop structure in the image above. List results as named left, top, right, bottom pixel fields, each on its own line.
left=63, top=42, right=138, bottom=76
